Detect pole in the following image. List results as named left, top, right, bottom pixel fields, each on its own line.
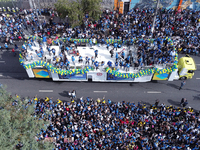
left=29, top=0, right=33, bottom=9
left=150, top=0, right=159, bottom=47
left=151, top=0, right=159, bottom=34
left=37, top=0, right=40, bottom=10
left=177, top=0, right=183, bottom=11
left=11, top=0, right=15, bottom=8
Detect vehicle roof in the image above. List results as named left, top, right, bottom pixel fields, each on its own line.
left=179, top=56, right=196, bottom=70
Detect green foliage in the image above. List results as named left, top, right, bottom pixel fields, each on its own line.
left=55, top=0, right=102, bottom=28
left=0, top=85, right=54, bottom=150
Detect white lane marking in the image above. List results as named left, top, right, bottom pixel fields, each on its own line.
left=196, top=64, right=200, bottom=66
left=93, top=91, right=107, bottom=93
left=0, top=61, right=5, bottom=63
left=39, top=90, right=53, bottom=92
left=147, top=91, right=161, bottom=93
left=196, top=78, right=200, bottom=79
left=0, top=74, right=3, bottom=76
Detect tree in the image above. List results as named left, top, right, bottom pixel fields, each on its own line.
left=55, top=0, right=102, bottom=28
left=0, top=85, right=54, bottom=150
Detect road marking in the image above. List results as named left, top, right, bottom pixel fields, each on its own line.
left=0, top=61, right=5, bottom=63
left=196, top=64, right=200, bottom=66
left=39, top=90, right=53, bottom=92
left=196, top=78, right=200, bottom=79
left=147, top=91, right=161, bottom=93
left=0, top=74, right=3, bottom=76
left=93, top=91, right=107, bottom=93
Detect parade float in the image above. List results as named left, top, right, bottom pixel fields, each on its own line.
left=19, top=36, right=196, bottom=82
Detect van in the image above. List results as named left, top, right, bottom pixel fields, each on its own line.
left=177, top=55, right=196, bottom=80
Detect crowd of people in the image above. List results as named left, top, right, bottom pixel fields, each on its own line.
left=16, top=7, right=200, bottom=72
left=1, top=7, right=199, bottom=72
left=30, top=95, right=200, bottom=150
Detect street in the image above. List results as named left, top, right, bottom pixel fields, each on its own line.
left=0, top=48, right=200, bottom=110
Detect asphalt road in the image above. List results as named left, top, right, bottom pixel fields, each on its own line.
left=0, top=46, right=200, bottom=111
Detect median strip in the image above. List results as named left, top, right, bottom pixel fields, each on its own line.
left=147, top=91, right=161, bottom=93
left=93, top=91, right=107, bottom=93
left=39, top=90, right=53, bottom=93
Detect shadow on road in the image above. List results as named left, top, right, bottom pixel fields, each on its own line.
left=141, top=101, right=152, bottom=106
left=193, top=94, right=200, bottom=101
left=166, top=83, right=179, bottom=89
left=184, top=88, right=200, bottom=93
left=27, top=78, right=53, bottom=82
left=59, top=90, right=70, bottom=97
left=0, top=51, right=28, bottom=80
left=167, top=99, right=181, bottom=107
left=129, top=82, right=138, bottom=86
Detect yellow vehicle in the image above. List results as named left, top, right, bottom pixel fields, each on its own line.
left=177, top=55, right=196, bottom=80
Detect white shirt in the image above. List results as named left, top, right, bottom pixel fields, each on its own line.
left=170, top=50, right=176, bottom=57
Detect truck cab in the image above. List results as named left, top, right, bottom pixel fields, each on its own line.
left=177, top=55, right=196, bottom=80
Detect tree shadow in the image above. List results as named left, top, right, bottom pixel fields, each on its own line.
left=167, top=99, right=181, bottom=107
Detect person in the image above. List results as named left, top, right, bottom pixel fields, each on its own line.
left=115, top=61, right=119, bottom=69
left=5, top=43, right=8, bottom=50
left=74, top=40, right=77, bottom=49
left=43, top=36, right=47, bottom=45
left=91, top=56, right=95, bottom=65
left=85, top=56, right=89, bottom=65
left=125, top=63, right=130, bottom=72
left=121, top=51, right=125, bottom=59
left=47, top=46, right=51, bottom=56
left=66, top=46, right=69, bottom=54
left=94, top=61, right=99, bottom=70
left=94, top=49, right=98, bottom=58
left=30, top=53, right=33, bottom=60
left=116, top=52, right=119, bottom=62
left=89, top=38, right=92, bottom=47
left=12, top=48, right=16, bottom=57
left=71, top=90, right=76, bottom=98
left=71, top=55, right=75, bottom=65
left=182, top=100, right=188, bottom=107
left=52, top=48, right=55, bottom=56
left=179, top=80, right=186, bottom=90
left=180, top=98, right=186, bottom=107
left=155, top=99, right=159, bottom=107
left=106, top=43, right=110, bottom=50
left=119, top=60, right=124, bottom=69
left=14, top=44, right=18, bottom=51
left=114, top=42, right=118, bottom=51
left=45, top=97, right=50, bottom=102
left=110, top=49, right=114, bottom=58
left=78, top=55, right=83, bottom=63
